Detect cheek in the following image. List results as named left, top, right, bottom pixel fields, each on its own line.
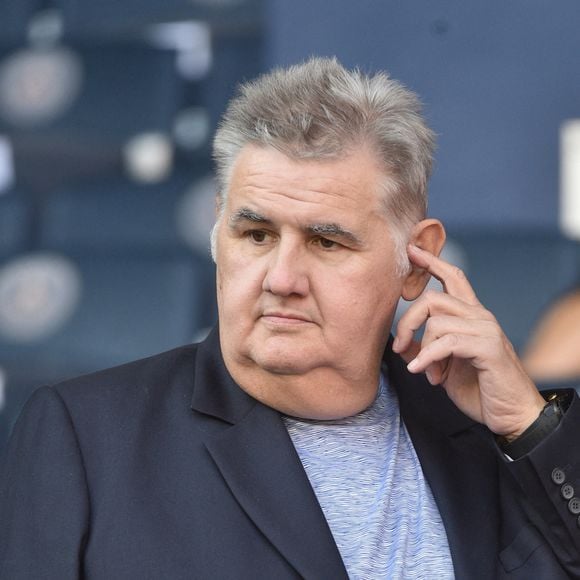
left=325, top=266, right=402, bottom=328
left=217, top=248, right=265, bottom=307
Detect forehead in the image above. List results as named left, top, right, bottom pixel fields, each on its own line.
left=224, top=145, right=387, bottom=222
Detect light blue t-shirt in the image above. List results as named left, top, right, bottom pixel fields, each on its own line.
left=283, top=373, right=455, bottom=580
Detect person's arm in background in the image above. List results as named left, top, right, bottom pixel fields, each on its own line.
left=523, top=290, right=580, bottom=383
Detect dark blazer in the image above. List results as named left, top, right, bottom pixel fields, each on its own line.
left=1, top=327, right=579, bottom=579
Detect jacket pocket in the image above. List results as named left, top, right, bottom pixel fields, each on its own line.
left=499, top=524, right=544, bottom=572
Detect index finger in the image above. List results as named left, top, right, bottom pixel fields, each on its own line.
left=407, top=244, right=480, bottom=305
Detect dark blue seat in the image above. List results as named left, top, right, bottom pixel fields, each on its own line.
left=56, top=0, right=263, bottom=36
left=0, top=250, right=215, bottom=375
left=0, top=193, right=30, bottom=258
left=40, top=175, right=199, bottom=252
left=0, top=0, right=38, bottom=44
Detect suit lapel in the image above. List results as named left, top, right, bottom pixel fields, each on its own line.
left=192, top=328, right=348, bottom=580
left=205, top=403, right=348, bottom=580
left=386, top=346, right=501, bottom=579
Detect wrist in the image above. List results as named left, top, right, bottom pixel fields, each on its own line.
left=497, top=391, right=572, bottom=459
left=501, top=397, right=546, bottom=443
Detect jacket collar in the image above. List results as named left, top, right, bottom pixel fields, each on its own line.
left=191, top=325, right=257, bottom=424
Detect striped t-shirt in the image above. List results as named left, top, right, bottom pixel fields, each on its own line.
left=283, top=373, right=455, bottom=579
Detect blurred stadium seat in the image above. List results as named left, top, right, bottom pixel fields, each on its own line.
left=0, top=192, right=30, bottom=257
left=0, top=0, right=261, bottom=457
left=57, top=0, right=263, bottom=38
left=0, top=251, right=211, bottom=375
left=0, top=0, right=40, bottom=45
left=0, top=42, right=182, bottom=191
left=39, top=174, right=209, bottom=251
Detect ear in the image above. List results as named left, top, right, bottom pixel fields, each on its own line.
left=401, top=219, right=446, bottom=301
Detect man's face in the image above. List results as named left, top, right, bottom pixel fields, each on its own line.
left=215, top=145, right=408, bottom=415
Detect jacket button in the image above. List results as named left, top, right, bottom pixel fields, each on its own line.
left=568, top=498, right=580, bottom=515
left=562, top=484, right=575, bottom=500
left=552, top=468, right=566, bottom=484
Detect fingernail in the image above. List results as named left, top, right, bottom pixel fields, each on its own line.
left=425, top=370, right=435, bottom=385
left=407, top=358, right=420, bottom=372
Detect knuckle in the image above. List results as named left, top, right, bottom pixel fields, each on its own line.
left=423, top=289, right=439, bottom=302
left=480, top=308, right=497, bottom=323
left=424, top=315, right=445, bottom=337
left=424, top=317, right=436, bottom=333
left=444, top=333, right=460, bottom=348
left=452, top=266, right=466, bottom=280
left=483, top=317, right=502, bottom=336
left=468, top=304, right=495, bottom=323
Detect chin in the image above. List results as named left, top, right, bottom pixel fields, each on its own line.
left=254, top=354, right=317, bottom=376
left=249, top=343, right=323, bottom=375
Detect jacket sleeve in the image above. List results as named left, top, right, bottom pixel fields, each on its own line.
left=505, top=390, right=580, bottom=574
left=0, top=386, right=89, bottom=580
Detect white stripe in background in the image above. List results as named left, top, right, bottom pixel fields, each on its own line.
left=560, top=119, right=580, bottom=240
left=0, top=367, right=6, bottom=411
left=0, top=135, right=14, bottom=194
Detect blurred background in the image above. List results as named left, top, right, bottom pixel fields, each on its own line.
left=0, top=0, right=579, bottom=454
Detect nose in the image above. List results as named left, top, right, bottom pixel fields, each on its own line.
left=262, top=240, right=310, bottom=297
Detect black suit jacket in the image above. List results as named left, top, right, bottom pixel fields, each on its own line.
left=1, top=327, right=579, bottom=579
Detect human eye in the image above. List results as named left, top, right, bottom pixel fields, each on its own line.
left=246, top=229, right=270, bottom=244
left=314, top=236, right=339, bottom=250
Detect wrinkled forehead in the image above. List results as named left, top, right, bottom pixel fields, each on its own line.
left=223, top=144, right=389, bottom=211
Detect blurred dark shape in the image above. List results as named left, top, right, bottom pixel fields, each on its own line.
left=0, top=192, right=31, bottom=257
left=0, top=0, right=42, bottom=45
left=0, top=43, right=180, bottom=192
left=39, top=174, right=208, bottom=252
left=57, top=0, right=262, bottom=39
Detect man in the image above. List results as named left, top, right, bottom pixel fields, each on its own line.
left=1, top=58, right=579, bottom=579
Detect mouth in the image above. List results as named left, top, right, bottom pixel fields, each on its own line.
left=260, top=311, right=313, bottom=326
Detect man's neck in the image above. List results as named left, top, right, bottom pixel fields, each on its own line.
left=223, top=358, right=383, bottom=420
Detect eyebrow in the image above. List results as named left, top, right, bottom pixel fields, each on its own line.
left=228, top=207, right=271, bottom=226
left=307, top=223, right=363, bottom=247
left=228, top=206, right=363, bottom=247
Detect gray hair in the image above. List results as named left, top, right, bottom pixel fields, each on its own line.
left=212, top=57, right=435, bottom=274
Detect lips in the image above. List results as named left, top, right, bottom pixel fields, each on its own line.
left=261, top=311, right=312, bottom=324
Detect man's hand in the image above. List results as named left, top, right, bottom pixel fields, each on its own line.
left=393, top=244, right=545, bottom=441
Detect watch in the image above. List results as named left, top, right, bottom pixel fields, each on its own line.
left=498, top=391, right=572, bottom=460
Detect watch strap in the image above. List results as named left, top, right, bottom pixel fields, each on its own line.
left=499, top=391, right=571, bottom=459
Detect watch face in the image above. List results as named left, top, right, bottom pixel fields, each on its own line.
left=544, top=390, right=573, bottom=414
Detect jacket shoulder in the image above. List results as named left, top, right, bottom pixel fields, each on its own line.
left=48, top=343, right=200, bottom=417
